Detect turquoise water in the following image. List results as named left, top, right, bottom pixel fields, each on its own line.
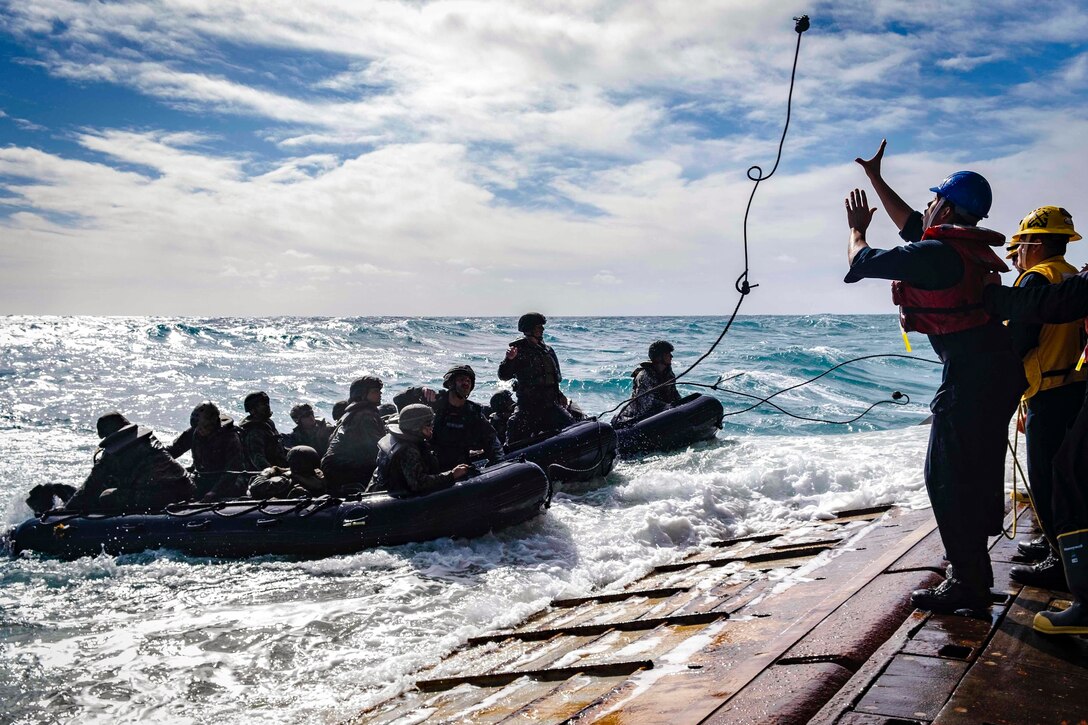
left=0, top=315, right=945, bottom=723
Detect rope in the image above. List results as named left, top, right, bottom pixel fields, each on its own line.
left=597, top=15, right=810, bottom=422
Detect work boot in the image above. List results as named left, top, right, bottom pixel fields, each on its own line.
left=1010, top=553, right=1068, bottom=590
left=1016, top=535, right=1051, bottom=562
left=911, top=577, right=991, bottom=616
left=1034, top=532, right=1088, bottom=635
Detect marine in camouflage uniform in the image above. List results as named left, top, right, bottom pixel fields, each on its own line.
left=66, top=412, right=195, bottom=513
left=487, top=390, right=516, bottom=444
left=239, top=391, right=288, bottom=473
left=248, top=446, right=328, bottom=499
left=613, top=340, right=683, bottom=428
left=393, top=365, right=503, bottom=470
left=281, top=403, right=335, bottom=458
left=497, top=312, right=575, bottom=446
left=367, top=405, right=474, bottom=497
left=321, top=376, right=388, bottom=495
left=168, top=402, right=246, bottom=501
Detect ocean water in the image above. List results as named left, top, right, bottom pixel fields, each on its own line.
left=0, top=315, right=959, bottom=723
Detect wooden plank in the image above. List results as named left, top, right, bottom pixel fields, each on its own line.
left=701, top=661, right=854, bottom=725
left=496, top=673, right=634, bottom=723
left=551, top=586, right=690, bottom=608
left=899, top=612, right=995, bottom=661
left=652, top=544, right=834, bottom=573
left=933, top=585, right=1088, bottom=725
left=805, top=611, right=931, bottom=725
left=415, top=659, right=652, bottom=692
left=780, top=568, right=944, bottom=670
left=854, top=654, right=969, bottom=720
left=468, top=610, right=728, bottom=645
left=573, top=510, right=939, bottom=724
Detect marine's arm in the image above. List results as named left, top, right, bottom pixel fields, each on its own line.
left=1008, top=273, right=1048, bottom=356
left=855, top=139, right=915, bottom=232
left=984, top=273, right=1088, bottom=324
left=498, top=346, right=519, bottom=381
left=393, top=387, right=426, bottom=410
left=398, top=446, right=455, bottom=495
left=167, top=428, right=193, bottom=459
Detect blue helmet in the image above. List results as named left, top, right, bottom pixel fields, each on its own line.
left=929, top=171, right=992, bottom=220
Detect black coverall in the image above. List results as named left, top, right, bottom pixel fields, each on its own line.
left=846, top=213, right=1026, bottom=589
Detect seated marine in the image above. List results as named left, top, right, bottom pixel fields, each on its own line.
left=247, top=445, right=327, bottom=499
left=321, top=376, right=388, bottom=495
left=613, top=340, right=683, bottom=427
left=487, top=390, right=516, bottom=443
left=366, top=404, right=474, bottom=497
left=331, top=399, right=350, bottom=422
left=168, top=401, right=246, bottom=501
left=393, top=364, right=504, bottom=469
left=65, top=412, right=195, bottom=513
left=377, top=402, right=398, bottom=419
left=239, top=391, right=288, bottom=473
left=282, top=402, right=335, bottom=457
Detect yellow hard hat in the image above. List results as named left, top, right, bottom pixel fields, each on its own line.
left=1011, top=205, right=1082, bottom=242
left=1005, top=243, right=1019, bottom=260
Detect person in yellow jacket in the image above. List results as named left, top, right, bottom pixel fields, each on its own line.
left=1005, top=206, right=1086, bottom=589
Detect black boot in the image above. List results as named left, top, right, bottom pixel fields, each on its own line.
left=1016, top=535, right=1051, bottom=561
left=911, top=577, right=991, bottom=615
left=1034, top=531, right=1088, bottom=635
left=1010, top=553, right=1068, bottom=590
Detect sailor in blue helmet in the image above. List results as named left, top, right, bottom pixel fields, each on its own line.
left=498, top=313, right=577, bottom=446
left=844, top=140, right=1027, bottom=615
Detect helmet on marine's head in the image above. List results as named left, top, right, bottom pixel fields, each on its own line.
left=648, top=340, right=674, bottom=362
left=286, top=445, right=320, bottom=474
left=517, top=312, right=547, bottom=334
left=289, top=403, right=314, bottom=422
left=929, top=170, right=992, bottom=220
left=190, top=401, right=220, bottom=429
left=348, top=376, right=383, bottom=402
left=490, top=389, right=514, bottom=413
left=243, top=391, right=270, bottom=414
left=443, top=364, right=476, bottom=391
left=392, top=404, right=435, bottom=436
left=96, top=411, right=131, bottom=439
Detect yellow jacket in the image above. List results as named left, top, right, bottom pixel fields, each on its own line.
left=1014, top=256, right=1088, bottom=399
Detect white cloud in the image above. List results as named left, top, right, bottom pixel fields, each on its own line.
left=1, top=1, right=1088, bottom=314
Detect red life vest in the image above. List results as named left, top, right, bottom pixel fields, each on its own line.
left=891, top=225, right=1008, bottom=335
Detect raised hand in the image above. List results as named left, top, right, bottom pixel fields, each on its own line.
left=855, top=138, right=887, bottom=179
left=845, top=188, right=877, bottom=234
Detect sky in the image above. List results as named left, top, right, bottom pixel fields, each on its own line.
left=1, top=0, right=1087, bottom=316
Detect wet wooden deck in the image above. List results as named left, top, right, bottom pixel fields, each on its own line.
left=349, top=502, right=1088, bottom=724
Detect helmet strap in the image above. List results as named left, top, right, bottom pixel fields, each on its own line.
left=923, top=196, right=947, bottom=230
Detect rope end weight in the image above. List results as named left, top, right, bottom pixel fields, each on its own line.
left=794, top=15, right=810, bottom=33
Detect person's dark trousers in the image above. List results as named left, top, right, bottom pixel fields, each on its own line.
left=1025, top=381, right=1087, bottom=545
left=1051, top=385, right=1088, bottom=539
left=925, top=355, right=1025, bottom=590
left=505, top=404, right=574, bottom=447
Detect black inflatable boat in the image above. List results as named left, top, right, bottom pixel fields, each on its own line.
left=612, top=393, right=723, bottom=457
left=503, top=420, right=617, bottom=483
left=7, top=460, right=549, bottom=560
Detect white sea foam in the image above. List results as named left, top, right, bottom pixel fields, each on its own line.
left=0, top=315, right=959, bottom=723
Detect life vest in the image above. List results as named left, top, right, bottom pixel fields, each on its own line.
left=891, top=225, right=1007, bottom=335
left=1014, top=257, right=1088, bottom=399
